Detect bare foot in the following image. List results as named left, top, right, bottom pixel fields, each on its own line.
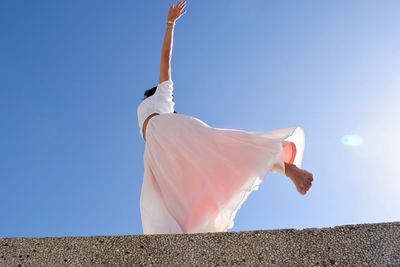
left=284, top=163, right=314, bottom=195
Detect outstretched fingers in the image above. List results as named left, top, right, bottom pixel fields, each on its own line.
left=177, top=1, right=186, bottom=8
left=178, top=1, right=187, bottom=15
left=168, top=1, right=187, bottom=22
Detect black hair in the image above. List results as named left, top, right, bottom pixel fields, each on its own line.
left=143, top=86, right=177, bottom=113
left=143, top=86, right=157, bottom=100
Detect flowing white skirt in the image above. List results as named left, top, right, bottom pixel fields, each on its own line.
left=140, top=113, right=305, bottom=234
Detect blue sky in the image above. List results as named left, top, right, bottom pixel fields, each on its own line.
left=1, top=0, right=399, bottom=238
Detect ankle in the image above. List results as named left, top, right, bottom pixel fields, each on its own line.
left=284, top=162, right=297, bottom=177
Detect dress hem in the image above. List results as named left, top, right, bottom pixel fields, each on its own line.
left=217, top=126, right=305, bottom=233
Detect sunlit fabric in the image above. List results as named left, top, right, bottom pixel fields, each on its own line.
left=139, top=112, right=305, bottom=234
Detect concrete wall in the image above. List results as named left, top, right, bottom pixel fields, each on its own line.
left=1, top=221, right=399, bottom=266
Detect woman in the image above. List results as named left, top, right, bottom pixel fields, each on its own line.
left=137, top=1, right=314, bottom=234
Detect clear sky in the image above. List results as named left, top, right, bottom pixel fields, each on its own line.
left=1, top=1, right=399, bottom=238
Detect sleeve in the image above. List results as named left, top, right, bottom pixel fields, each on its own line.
left=155, top=79, right=174, bottom=96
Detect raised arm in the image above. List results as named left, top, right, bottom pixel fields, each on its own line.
left=159, top=1, right=187, bottom=84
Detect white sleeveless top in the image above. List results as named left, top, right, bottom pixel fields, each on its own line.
left=137, top=79, right=175, bottom=139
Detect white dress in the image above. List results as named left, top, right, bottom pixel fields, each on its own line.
left=137, top=80, right=305, bottom=234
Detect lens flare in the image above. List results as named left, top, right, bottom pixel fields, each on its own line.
left=341, top=134, right=363, bottom=146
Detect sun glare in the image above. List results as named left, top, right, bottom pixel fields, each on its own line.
left=341, top=134, right=363, bottom=147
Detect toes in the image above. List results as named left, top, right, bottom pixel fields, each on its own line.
left=301, top=181, right=312, bottom=194
left=298, top=184, right=308, bottom=195
left=306, top=181, right=312, bottom=191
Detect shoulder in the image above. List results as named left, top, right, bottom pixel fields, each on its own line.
left=156, top=79, right=174, bottom=94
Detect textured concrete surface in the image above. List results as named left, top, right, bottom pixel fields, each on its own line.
left=1, top=221, right=399, bottom=267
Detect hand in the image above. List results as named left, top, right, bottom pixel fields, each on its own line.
left=168, top=1, right=187, bottom=23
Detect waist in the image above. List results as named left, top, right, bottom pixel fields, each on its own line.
left=142, top=112, right=160, bottom=141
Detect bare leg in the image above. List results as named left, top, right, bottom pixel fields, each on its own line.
left=284, top=162, right=314, bottom=195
